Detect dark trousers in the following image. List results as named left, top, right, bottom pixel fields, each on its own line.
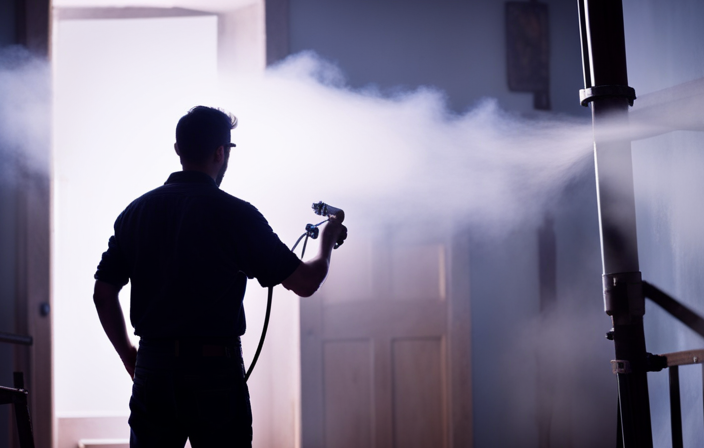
left=129, top=338, right=252, bottom=448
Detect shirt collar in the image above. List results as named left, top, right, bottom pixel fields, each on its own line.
left=165, top=170, right=217, bottom=187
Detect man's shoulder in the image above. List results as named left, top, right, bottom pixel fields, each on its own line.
left=213, top=189, right=265, bottom=220
left=115, top=179, right=265, bottom=225
left=112, top=179, right=186, bottom=222
left=212, top=187, right=247, bottom=205
left=120, top=183, right=170, bottom=210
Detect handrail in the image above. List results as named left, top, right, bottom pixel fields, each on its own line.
left=0, top=332, right=33, bottom=346
left=0, top=372, right=35, bottom=447
left=654, top=348, right=704, bottom=448
left=641, top=281, right=704, bottom=448
left=661, top=349, right=704, bottom=367
left=644, top=349, right=704, bottom=448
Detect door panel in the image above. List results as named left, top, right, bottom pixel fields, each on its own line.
left=319, top=237, right=376, bottom=304
left=392, top=337, right=446, bottom=448
left=301, top=233, right=471, bottom=448
left=391, top=245, right=446, bottom=302
left=323, top=340, right=373, bottom=448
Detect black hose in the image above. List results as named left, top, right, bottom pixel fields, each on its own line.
left=245, top=231, right=312, bottom=382
left=301, top=234, right=309, bottom=259
left=245, top=285, right=273, bottom=382
left=291, top=232, right=307, bottom=253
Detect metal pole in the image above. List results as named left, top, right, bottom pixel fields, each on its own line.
left=577, top=1, right=653, bottom=446
left=669, top=366, right=684, bottom=448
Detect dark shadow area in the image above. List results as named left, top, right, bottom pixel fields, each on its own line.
left=643, top=281, right=704, bottom=340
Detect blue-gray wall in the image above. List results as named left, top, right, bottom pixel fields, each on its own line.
left=625, top=0, right=704, bottom=446
left=289, top=0, right=587, bottom=116
left=288, top=1, right=611, bottom=447
left=2, top=0, right=697, bottom=447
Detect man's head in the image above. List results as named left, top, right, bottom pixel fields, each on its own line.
left=175, top=106, right=237, bottom=185
left=176, top=106, right=237, bottom=162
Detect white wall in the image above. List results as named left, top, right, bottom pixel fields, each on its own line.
left=52, top=9, right=315, bottom=447
left=53, top=12, right=219, bottom=419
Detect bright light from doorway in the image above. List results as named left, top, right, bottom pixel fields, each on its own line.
left=52, top=11, right=219, bottom=417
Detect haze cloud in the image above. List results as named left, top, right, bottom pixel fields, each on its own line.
left=221, top=52, right=595, bottom=239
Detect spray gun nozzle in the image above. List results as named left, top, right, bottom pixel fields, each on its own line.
left=310, top=201, right=344, bottom=249
left=312, top=201, right=342, bottom=218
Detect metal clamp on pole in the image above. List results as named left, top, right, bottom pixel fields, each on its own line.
left=580, top=85, right=637, bottom=107
left=645, top=353, right=668, bottom=372
left=603, top=272, right=645, bottom=319
left=611, top=355, right=668, bottom=374
left=603, top=272, right=649, bottom=377
left=611, top=359, right=632, bottom=375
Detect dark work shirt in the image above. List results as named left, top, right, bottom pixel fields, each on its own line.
left=94, top=171, right=301, bottom=338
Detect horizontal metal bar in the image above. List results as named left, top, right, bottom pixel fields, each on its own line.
left=662, top=349, right=704, bottom=367
left=0, top=332, right=33, bottom=346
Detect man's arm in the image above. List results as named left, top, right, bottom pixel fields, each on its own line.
left=93, top=280, right=137, bottom=379
left=282, top=213, right=347, bottom=297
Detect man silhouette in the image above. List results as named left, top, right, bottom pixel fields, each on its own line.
left=93, top=106, right=346, bottom=447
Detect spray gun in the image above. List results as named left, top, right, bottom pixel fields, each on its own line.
left=246, top=201, right=345, bottom=382
left=292, top=201, right=346, bottom=255
left=309, top=201, right=345, bottom=249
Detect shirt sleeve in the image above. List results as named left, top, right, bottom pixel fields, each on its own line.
left=237, top=205, right=301, bottom=288
left=94, top=233, right=130, bottom=288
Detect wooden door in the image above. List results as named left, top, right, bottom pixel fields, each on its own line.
left=300, top=230, right=472, bottom=448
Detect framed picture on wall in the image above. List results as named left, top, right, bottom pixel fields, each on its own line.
left=505, top=2, right=550, bottom=109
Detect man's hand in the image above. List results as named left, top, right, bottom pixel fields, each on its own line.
left=94, top=280, right=138, bottom=380
left=322, top=211, right=347, bottom=250
left=282, top=211, right=348, bottom=297
left=121, top=345, right=138, bottom=379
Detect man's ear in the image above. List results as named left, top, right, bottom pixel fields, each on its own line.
left=213, top=145, right=225, bottom=163
left=174, top=143, right=181, bottom=156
